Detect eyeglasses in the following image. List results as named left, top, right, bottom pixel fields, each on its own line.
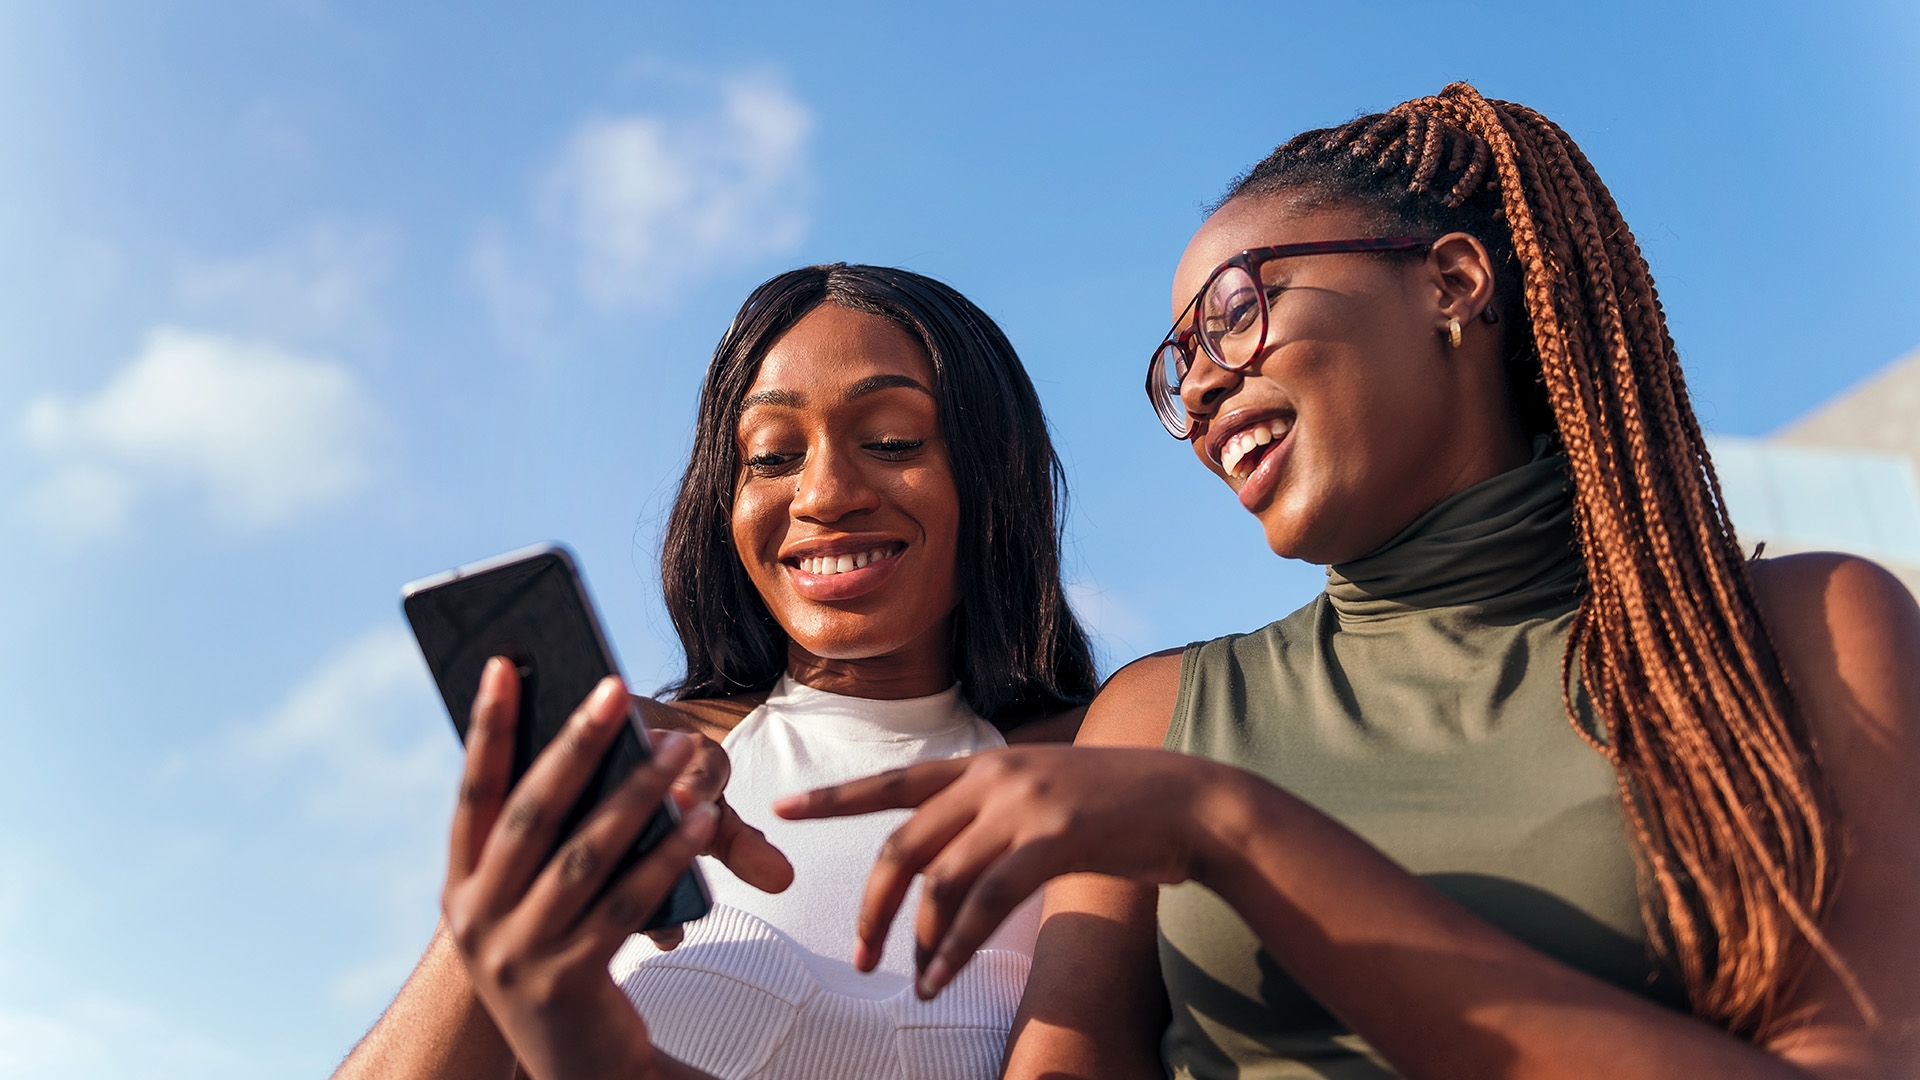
left=1145, top=237, right=1433, bottom=438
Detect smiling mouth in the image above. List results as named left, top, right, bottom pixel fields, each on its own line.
left=1219, top=416, right=1295, bottom=479
left=787, top=543, right=905, bottom=577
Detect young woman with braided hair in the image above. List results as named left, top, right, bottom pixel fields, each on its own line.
left=780, top=84, right=1920, bottom=1077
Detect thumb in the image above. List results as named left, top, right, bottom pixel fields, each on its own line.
left=710, top=803, right=795, bottom=894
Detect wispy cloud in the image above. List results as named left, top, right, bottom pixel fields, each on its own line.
left=19, top=326, right=380, bottom=535
left=226, top=623, right=456, bottom=827
left=173, top=222, right=393, bottom=343
left=473, top=70, right=813, bottom=339
left=222, top=624, right=461, bottom=1009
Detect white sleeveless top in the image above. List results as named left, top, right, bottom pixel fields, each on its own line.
left=611, top=677, right=1042, bottom=1080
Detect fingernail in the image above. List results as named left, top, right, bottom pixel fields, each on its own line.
left=770, top=793, right=805, bottom=816
left=917, top=957, right=950, bottom=999
left=684, top=801, right=718, bottom=838
left=654, top=730, right=689, bottom=763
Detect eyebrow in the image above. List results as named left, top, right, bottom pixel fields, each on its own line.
left=739, top=388, right=804, bottom=410
left=844, top=374, right=934, bottom=401
left=738, top=374, right=933, bottom=411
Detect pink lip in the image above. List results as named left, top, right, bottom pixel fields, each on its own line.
left=1235, top=424, right=1296, bottom=512
left=781, top=543, right=907, bottom=602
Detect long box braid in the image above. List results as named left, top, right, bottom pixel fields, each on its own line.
left=1225, top=83, right=1865, bottom=1038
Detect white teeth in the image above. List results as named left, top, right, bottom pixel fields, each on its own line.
left=798, top=547, right=895, bottom=576
left=1220, top=418, right=1294, bottom=479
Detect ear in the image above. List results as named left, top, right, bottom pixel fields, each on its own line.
left=1427, top=231, right=1498, bottom=330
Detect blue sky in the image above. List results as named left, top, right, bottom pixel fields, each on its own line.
left=0, top=2, right=1915, bottom=1075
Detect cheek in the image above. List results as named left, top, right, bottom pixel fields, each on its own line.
left=729, top=483, right=789, bottom=566
left=901, top=467, right=962, bottom=580
left=1189, top=436, right=1225, bottom=479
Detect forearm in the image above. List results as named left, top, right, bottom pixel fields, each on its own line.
left=1003, top=875, right=1168, bottom=1080
left=1196, top=769, right=1811, bottom=1080
left=333, top=921, right=520, bottom=1080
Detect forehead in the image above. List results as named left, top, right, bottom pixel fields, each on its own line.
left=746, top=303, right=934, bottom=402
left=1169, top=197, right=1382, bottom=316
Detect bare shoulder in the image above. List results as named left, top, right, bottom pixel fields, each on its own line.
left=631, top=693, right=765, bottom=743
left=1747, top=560, right=1920, bottom=1066
left=1076, top=649, right=1184, bottom=749
left=1748, top=553, right=1920, bottom=752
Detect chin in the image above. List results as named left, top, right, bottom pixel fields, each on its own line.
left=1255, top=500, right=1339, bottom=563
left=784, top=619, right=915, bottom=663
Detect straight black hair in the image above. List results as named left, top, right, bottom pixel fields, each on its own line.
left=659, top=263, right=1098, bottom=728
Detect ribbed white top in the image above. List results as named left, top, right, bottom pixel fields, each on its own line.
left=613, top=677, right=1041, bottom=1080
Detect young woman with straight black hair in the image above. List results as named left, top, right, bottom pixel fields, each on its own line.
left=334, top=264, right=1098, bottom=1080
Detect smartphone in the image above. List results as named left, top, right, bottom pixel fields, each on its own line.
left=401, top=542, right=711, bottom=931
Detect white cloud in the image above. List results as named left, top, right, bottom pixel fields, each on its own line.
left=174, top=222, right=393, bottom=342
left=479, top=71, right=813, bottom=326
left=19, top=326, right=379, bottom=534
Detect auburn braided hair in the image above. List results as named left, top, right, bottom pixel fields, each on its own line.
left=1225, top=83, right=1862, bottom=1037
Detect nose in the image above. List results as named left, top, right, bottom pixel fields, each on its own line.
left=790, top=442, right=880, bottom=524
left=1177, top=348, right=1250, bottom=432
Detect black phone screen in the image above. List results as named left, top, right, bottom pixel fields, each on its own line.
left=402, top=544, right=710, bottom=931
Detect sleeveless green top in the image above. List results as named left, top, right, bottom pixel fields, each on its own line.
left=1157, top=452, right=1684, bottom=1079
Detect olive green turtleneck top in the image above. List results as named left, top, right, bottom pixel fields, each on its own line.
left=1157, top=452, right=1685, bottom=1080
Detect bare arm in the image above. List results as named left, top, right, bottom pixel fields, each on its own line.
left=784, top=559, right=1920, bottom=1078
left=1003, top=656, right=1179, bottom=1079
left=331, top=920, right=521, bottom=1080
left=333, top=689, right=777, bottom=1080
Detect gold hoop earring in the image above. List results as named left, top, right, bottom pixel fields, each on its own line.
left=1447, top=318, right=1463, bottom=350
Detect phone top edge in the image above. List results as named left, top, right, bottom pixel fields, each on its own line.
left=399, top=541, right=579, bottom=601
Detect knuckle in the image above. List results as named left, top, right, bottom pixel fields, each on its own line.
left=443, top=912, right=480, bottom=954
left=925, top=873, right=962, bottom=910
left=503, top=799, right=544, bottom=836
left=458, top=777, right=500, bottom=807
left=974, top=873, right=1017, bottom=913
left=559, top=842, right=600, bottom=884
left=478, top=948, right=521, bottom=990
left=877, top=831, right=913, bottom=866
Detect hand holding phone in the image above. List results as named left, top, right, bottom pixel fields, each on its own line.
left=441, top=656, right=717, bottom=1080
left=403, top=543, right=711, bottom=930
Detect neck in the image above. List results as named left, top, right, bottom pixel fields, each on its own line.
left=784, top=617, right=955, bottom=700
